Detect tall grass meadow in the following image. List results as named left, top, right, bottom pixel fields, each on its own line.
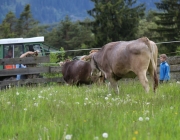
left=0, top=81, right=180, bottom=140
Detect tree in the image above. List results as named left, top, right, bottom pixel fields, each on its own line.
left=135, top=10, right=159, bottom=39
left=25, top=24, right=49, bottom=38
left=45, top=16, right=94, bottom=59
left=0, top=11, right=17, bottom=38
left=15, top=4, right=39, bottom=37
left=87, top=0, right=145, bottom=47
left=149, top=0, right=180, bottom=54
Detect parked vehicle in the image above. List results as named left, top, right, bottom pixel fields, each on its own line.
left=0, top=36, right=57, bottom=81
left=0, top=36, right=56, bottom=70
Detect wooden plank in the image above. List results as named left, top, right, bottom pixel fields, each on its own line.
left=0, top=56, right=50, bottom=65
left=0, top=66, right=62, bottom=77
left=0, top=67, right=50, bottom=76
left=50, top=66, right=62, bottom=73
left=0, top=77, right=65, bottom=87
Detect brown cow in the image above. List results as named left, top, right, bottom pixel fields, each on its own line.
left=87, top=37, right=158, bottom=94
left=60, top=60, right=104, bottom=85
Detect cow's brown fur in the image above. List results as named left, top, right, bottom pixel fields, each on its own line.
left=89, top=37, right=158, bottom=94
left=61, top=60, right=104, bottom=85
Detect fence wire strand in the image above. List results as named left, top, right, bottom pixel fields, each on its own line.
left=48, top=40, right=180, bottom=54
left=44, top=40, right=180, bottom=64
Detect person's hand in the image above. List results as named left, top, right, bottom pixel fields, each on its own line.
left=34, top=51, right=38, bottom=56
left=27, top=51, right=35, bottom=55
left=27, top=51, right=38, bottom=55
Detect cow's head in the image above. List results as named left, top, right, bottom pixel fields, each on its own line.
left=59, top=59, right=71, bottom=66
left=82, top=50, right=102, bottom=77
left=82, top=50, right=99, bottom=61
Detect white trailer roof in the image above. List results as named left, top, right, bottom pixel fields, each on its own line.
left=0, top=36, right=44, bottom=45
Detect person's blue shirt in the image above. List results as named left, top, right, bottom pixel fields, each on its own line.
left=159, top=61, right=170, bottom=81
left=16, top=64, right=26, bottom=80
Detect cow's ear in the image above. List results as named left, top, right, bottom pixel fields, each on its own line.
left=84, top=55, right=91, bottom=61
left=59, top=62, right=64, bottom=66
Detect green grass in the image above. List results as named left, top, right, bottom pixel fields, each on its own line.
left=0, top=81, right=180, bottom=140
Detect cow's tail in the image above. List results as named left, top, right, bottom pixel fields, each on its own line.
left=145, top=38, right=158, bottom=92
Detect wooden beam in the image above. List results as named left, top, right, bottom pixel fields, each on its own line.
left=0, top=77, right=65, bottom=88
left=0, top=66, right=62, bottom=77
left=0, top=56, right=50, bottom=65
left=0, top=67, right=49, bottom=76
left=50, top=66, right=62, bottom=73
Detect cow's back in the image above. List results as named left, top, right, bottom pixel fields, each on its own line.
left=93, top=38, right=153, bottom=78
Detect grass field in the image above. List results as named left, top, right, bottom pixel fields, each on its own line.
left=0, top=81, right=180, bottom=140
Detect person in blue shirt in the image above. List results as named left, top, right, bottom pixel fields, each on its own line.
left=16, top=45, right=38, bottom=80
left=16, top=64, right=27, bottom=80
left=159, top=54, right=170, bottom=83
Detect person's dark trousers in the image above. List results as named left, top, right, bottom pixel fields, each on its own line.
left=159, top=80, right=169, bottom=84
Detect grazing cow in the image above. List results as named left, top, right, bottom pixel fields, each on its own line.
left=87, top=37, right=158, bottom=94
left=59, top=59, right=71, bottom=66
left=60, top=59, right=104, bottom=85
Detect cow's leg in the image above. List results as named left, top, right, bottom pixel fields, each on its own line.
left=137, top=70, right=149, bottom=93
left=107, top=76, right=119, bottom=94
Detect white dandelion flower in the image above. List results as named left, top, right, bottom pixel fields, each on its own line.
left=105, top=97, right=108, bottom=100
left=16, top=92, right=19, bottom=95
left=94, top=136, right=99, bottom=140
left=138, top=117, right=143, bottom=121
left=7, top=102, right=11, bottom=105
left=24, top=108, right=27, bottom=111
left=145, top=117, right=150, bottom=121
left=85, top=98, right=88, bottom=100
left=65, top=134, right=72, bottom=140
left=107, top=94, right=111, bottom=97
left=102, top=133, right=108, bottom=138
left=34, top=103, right=38, bottom=107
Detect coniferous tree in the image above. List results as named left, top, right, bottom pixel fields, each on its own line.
left=0, top=11, right=17, bottom=38
left=15, top=4, right=39, bottom=37
left=87, top=0, right=145, bottom=47
left=135, top=10, right=159, bottom=39
left=149, top=0, right=180, bottom=54
left=25, top=24, right=49, bottom=38
left=45, top=16, right=94, bottom=58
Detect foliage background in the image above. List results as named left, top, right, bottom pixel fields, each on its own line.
left=0, top=0, right=160, bottom=24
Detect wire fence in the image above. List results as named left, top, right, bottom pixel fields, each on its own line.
left=48, top=40, right=180, bottom=55
left=43, top=40, right=180, bottom=64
